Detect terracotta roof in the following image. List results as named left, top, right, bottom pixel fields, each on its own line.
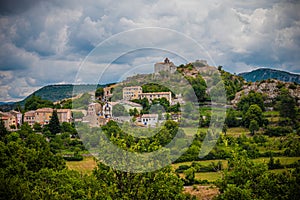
left=123, top=86, right=142, bottom=89
left=140, top=92, right=171, bottom=95
left=0, top=111, right=13, bottom=118
left=36, top=108, right=53, bottom=112
left=10, top=110, right=21, bottom=114
left=24, top=111, right=35, bottom=117
left=57, top=109, right=71, bottom=113
left=141, top=114, right=158, bottom=118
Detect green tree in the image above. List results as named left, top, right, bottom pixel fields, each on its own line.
left=129, top=108, right=139, bottom=117
left=112, top=104, right=128, bottom=117
left=243, top=104, right=263, bottom=128
left=24, top=95, right=54, bottom=111
left=61, top=122, right=77, bottom=136
left=95, top=87, right=104, bottom=98
left=93, top=163, right=189, bottom=199
left=49, top=110, right=61, bottom=135
left=72, top=111, right=84, bottom=119
left=225, top=108, right=241, bottom=127
left=249, top=120, right=259, bottom=135
left=185, top=75, right=207, bottom=102
left=132, top=97, right=150, bottom=114
left=277, top=88, right=297, bottom=121
left=33, top=122, right=42, bottom=132
left=215, top=150, right=267, bottom=199
left=184, top=167, right=196, bottom=185
left=0, top=119, right=8, bottom=140
left=222, top=124, right=228, bottom=136
left=237, top=91, right=265, bottom=113
left=216, top=149, right=300, bottom=200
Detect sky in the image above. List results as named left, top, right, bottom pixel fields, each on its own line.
left=0, top=0, right=299, bottom=102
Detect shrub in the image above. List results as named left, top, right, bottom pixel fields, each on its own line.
left=264, top=126, right=293, bottom=136
left=63, top=155, right=83, bottom=161
left=175, top=165, right=190, bottom=173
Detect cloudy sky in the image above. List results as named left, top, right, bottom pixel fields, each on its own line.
left=0, top=0, right=299, bottom=102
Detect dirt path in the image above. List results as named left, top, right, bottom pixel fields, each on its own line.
left=184, top=185, right=219, bottom=200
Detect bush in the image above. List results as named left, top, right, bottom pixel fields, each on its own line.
left=253, top=135, right=267, bottom=144
left=288, top=84, right=297, bottom=89
left=175, top=165, right=190, bottom=173
left=264, top=126, right=293, bottom=136
left=259, top=151, right=283, bottom=157
left=63, top=155, right=83, bottom=161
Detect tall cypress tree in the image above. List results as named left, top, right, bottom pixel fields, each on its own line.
left=0, top=119, right=8, bottom=140
left=49, top=110, right=61, bottom=135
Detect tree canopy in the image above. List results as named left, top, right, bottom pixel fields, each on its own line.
left=49, top=110, right=61, bottom=135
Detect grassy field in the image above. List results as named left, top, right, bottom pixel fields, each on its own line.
left=182, top=127, right=208, bottom=136
left=66, top=155, right=300, bottom=184
left=195, top=172, right=222, bottom=182
left=253, top=156, right=300, bottom=165
left=182, top=126, right=250, bottom=137
left=66, top=156, right=97, bottom=174
left=226, top=127, right=249, bottom=136
left=263, top=111, right=279, bottom=117
left=172, top=160, right=228, bottom=170
left=66, top=123, right=300, bottom=186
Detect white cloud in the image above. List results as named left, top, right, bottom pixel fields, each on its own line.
left=0, top=0, right=299, bottom=101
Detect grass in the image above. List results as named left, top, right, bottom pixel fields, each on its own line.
left=60, top=149, right=90, bottom=155
left=195, top=172, right=222, bottom=182
left=66, top=155, right=300, bottom=185
left=226, top=127, right=249, bottom=136
left=172, top=160, right=228, bottom=170
left=66, top=156, right=97, bottom=174
left=270, top=168, right=294, bottom=173
left=253, top=156, right=300, bottom=165
left=182, top=127, right=208, bottom=136
left=173, top=156, right=300, bottom=183
left=263, top=111, right=279, bottom=117
left=182, top=126, right=250, bottom=137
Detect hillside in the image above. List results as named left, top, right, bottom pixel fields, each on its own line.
left=231, top=79, right=300, bottom=107
left=0, top=84, right=106, bottom=111
left=27, top=84, right=105, bottom=102
left=239, top=68, right=300, bottom=84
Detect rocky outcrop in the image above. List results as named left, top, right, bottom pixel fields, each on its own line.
left=231, top=79, right=300, bottom=107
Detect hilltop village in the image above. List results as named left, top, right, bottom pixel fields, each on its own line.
left=1, top=58, right=300, bottom=131
left=0, top=58, right=185, bottom=130
left=1, top=58, right=300, bottom=200
left=80, top=58, right=186, bottom=127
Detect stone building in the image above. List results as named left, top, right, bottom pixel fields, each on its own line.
left=138, top=91, right=172, bottom=104
left=24, top=111, right=36, bottom=126
left=154, top=58, right=177, bottom=74
left=35, top=108, right=53, bottom=125
left=0, top=111, right=18, bottom=130
left=24, top=108, right=72, bottom=126
left=87, top=103, right=102, bottom=116
left=123, top=86, right=143, bottom=100
left=140, top=114, right=158, bottom=126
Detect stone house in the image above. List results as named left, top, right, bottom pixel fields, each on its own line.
left=123, top=86, right=143, bottom=100
left=140, top=114, right=158, bottom=126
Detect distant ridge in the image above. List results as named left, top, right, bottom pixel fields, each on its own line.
left=26, top=84, right=105, bottom=102
left=239, top=68, right=300, bottom=84
left=0, top=84, right=107, bottom=111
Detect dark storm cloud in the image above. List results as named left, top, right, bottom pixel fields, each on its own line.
left=0, top=0, right=46, bottom=15
left=0, top=0, right=300, bottom=101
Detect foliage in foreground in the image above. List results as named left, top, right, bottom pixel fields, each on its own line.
left=215, top=150, right=300, bottom=200
left=0, top=123, right=193, bottom=200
